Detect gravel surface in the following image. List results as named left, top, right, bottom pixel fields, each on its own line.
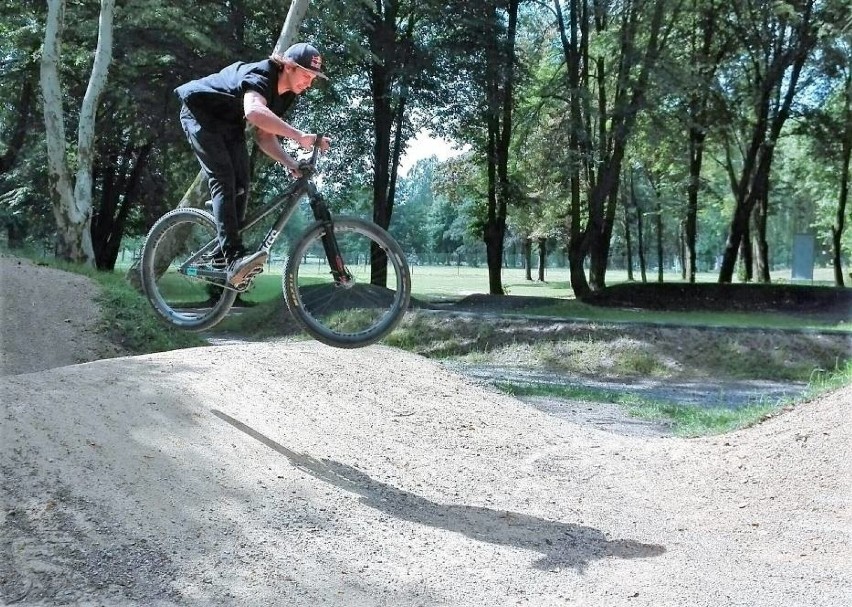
left=1, top=256, right=850, bottom=606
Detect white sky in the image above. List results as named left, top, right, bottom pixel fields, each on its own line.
left=398, top=130, right=468, bottom=177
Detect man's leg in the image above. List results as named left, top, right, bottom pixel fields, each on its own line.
left=230, top=134, right=250, bottom=225
left=179, top=107, right=243, bottom=260
left=223, top=136, right=269, bottom=286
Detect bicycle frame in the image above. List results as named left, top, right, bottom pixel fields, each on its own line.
left=181, top=141, right=350, bottom=287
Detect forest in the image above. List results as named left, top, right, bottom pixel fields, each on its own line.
left=1, top=0, right=850, bottom=297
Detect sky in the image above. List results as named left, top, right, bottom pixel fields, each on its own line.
left=398, top=130, right=469, bottom=177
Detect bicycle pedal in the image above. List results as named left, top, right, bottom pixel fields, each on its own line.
left=246, top=265, right=264, bottom=279
left=232, top=266, right=264, bottom=291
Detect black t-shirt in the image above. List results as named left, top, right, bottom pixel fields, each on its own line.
left=175, top=59, right=296, bottom=127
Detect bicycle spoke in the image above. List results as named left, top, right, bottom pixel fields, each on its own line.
left=140, top=209, right=237, bottom=331
left=284, top=217, right=410, bottom=348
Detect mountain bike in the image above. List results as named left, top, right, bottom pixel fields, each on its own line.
left=139, top=140, right=411, bottom=348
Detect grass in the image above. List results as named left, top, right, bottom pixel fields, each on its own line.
left=494, top=380, right=777, bottom=438
left=519, top=302, right=850, bottom=332
left=806, top=358, right=852, bottom=396
left=154, top=262, right=849, bottom=332
left=493, top=365, right=851, bottom=437
left=407, top=265, right=842, bottom=299
left=32, top=258, right=206, bottom=354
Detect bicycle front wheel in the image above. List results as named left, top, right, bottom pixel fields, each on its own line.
left=284, top=217, right=411, bottom=348
left=140, top=208, right=237, bottom=331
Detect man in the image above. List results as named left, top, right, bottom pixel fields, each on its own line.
left=175, top=42, right=331, bottom=287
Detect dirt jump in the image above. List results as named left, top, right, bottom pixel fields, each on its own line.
left=1, top=256, right=850, bottom=606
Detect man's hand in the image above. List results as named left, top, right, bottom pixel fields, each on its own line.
left=298, top=133, right=332, bottom=152
left=282, top=157, right=302, bottom=179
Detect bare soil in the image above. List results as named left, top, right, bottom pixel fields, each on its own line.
left=1, top=255, right=850, bottom=606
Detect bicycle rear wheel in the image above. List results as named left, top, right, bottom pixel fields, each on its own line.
left=283, top=216, right=411, bottom=348
left=140, top=208, right=237, bottom=331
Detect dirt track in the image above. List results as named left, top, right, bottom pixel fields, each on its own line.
left=1, top=256, right=850, bottom=606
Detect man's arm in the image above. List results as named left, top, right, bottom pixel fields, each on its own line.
left=254, top=130, right=301, bottom=177
left=244, top=90, right=325, bottom=150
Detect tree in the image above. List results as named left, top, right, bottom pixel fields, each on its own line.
left=480, top=0, right=520, bottom=294
left=40, top=0, right=115, bottom=264
left=716, top=0, right=821, bottom=283
left=308, top=0, right=479, bottom=286
left=674, top=0, right=733, bottom=283
left=0, top=1, right=47, bottom=246
left=552, top=0, right=677, bottom=298
left=393, top=156, right=439, bottom=258
left=800, top=32, right=851, bottom=286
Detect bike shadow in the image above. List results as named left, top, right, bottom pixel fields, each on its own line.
left=212, top=409, right=665, bottom=571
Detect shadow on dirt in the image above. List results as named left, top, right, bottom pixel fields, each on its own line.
left=212, top=409, right=666, bottom=571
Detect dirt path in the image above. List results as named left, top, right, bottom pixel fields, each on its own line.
left=0, top=257, right=122, bottom=376
left=1, top=256, right=850, bottom=606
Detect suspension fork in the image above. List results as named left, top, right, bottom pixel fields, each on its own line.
left=308, top=189, right=350, bottom=283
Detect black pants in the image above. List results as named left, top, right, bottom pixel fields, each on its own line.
left=179, top=104, right=248, bottom=259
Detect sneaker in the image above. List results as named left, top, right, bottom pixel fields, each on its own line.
left=226, top=251, right=268, bottom=287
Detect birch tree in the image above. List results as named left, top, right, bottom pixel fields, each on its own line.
left=40, top=0, right=115, bottom=264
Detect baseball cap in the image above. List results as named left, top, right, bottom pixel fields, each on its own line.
left=281, top=42, right=328, bottom=80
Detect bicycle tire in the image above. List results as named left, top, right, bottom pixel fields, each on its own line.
left=283, top=216, right=411, bottom=348
left=140, top=208, right=237, bottom=331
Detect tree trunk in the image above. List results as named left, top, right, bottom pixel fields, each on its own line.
left=272, top=0, right=311, bottom=57
left=41, top=0, right=77, bottom=260
left=739, top=223, right=753, bottom=282
left=560, top=0, right=672, bottom=296
left=125, top=171, right=211, bottom=289
left=684, top=128, right=704, bottom=283
left=753, top=189, right=770, bottom=283
left=555, top=0, right=590, bottom=298
left=523, top=238, right=532, bottom=280
left=682, top=0, right=722, bottom=283
left=366, top=6, right=417, bottom=288
left=0, top=71, right=35, bottom=174
left=644, top=168, right=665, bottom=283
left=623, top=186, right=634, bottom=281
left=655, top=190, right=664, bottom=283
left=482, top=0, right=519, bottom=296
left=483, top=208, right=506, bottom=295
left=832, top=68, right=851, bottom=286
left=537, top=237, right=547, bottom=282
left=40, top=0, right=115, bottom=265
left=632, top=171, right=647, bottom=283
left=7, top=223, right=26, bottom=249
left=93, top=143, right=153, bottom=270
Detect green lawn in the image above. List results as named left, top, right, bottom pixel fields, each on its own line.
left=146, top=261, right=840, bottom=303
left=203, top=262, right=848, bottom=332
left=408, top=264, right=842, bottom=299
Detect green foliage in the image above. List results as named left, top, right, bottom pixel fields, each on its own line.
left=91, top=270, right=207, bottom=353
left=4, top=0, right=850, bottom=290
left=37, top=258, right=205, bottom=353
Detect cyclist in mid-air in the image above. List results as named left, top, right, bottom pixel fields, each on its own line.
left=175, top=42, right=332, bottom=287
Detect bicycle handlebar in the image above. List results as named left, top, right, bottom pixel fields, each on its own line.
left=310, top=133, right=325, bottom=165
left=295, top=133, right=326, bottom=178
